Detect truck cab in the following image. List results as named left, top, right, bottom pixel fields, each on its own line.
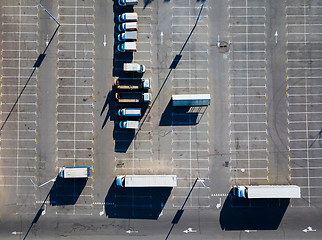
left=233, top=185, right=247, bottom=198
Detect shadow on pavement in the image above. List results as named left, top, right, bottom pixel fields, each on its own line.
left=105, top=179, right=172, bottom=219
left=159, top=100, right=207, bottom=126
left=220, top=190, right=289, bottom=231
left=49, top=177, right=87, bottom=206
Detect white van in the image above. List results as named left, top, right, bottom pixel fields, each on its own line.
left=118, top=13, right=138, bottom=22
left=118, top=0, right=138, bottom=6
left=117, top=42, right=137, bottom=52
left=118, top=22, right=137, bottom=32
left=123, top=63, right=145, bottom=73
left=118, top=108, right=141, bottom=117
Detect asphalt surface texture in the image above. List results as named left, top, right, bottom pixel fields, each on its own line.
left=0, top=0, right=322, bottom=239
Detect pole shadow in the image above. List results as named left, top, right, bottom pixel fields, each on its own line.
left=137, top=1, right=206, bottom=133
left=219, top=189, right=290, bottom=231
left=105, top=179, right=172, bottom=219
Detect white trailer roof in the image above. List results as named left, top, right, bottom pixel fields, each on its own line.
left=247, top=185, right=301, bottom=198
left=125, top=175, right=177, bottom=187
left=172, top=94, right=211, bottom=106
left=63, top=167, right=89, bottom=178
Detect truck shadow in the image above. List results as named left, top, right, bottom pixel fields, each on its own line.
left=159, top=99, right=207, bottom=126
left=105, top=179, right=172, bottom=219
left=219, top=190, right=289, bottom=230
left=113, top=122, right=135, bottom=152
left=49, top=177, right=87, bottom=206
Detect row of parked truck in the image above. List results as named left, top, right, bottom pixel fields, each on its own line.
left=59, top=167, right=301, bottom=199
left=115, top=0, right=150, bottom=130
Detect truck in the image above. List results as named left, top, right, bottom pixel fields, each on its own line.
left=116, top=175, right=177, bottom=187
left=115, top=92, right=152, bottom=103
left=118, top=22, right=137, bottom=32
left=118, top=108, right=141, bottom=117
left=114, top=78, right=150, bottom=90
left=118, top=13, right=138, bottom=22
left=232, top=185, right=301, bottom=199
left=119, top=120, right=139, bottom=129
left=123, top=63, right=145, bottom=73
left=117, top=42, right=137, bottom=52
left=59, top=166, right=90, bottom=178
left=172, top=94, right=211, bottom=106
left=118, top=0, right=138, bottom=6
left=117, top=31, right=137, bottom=41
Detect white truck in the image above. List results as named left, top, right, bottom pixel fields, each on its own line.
left=59, top=166, right=90, bottom=178
left=119, top=120, right=139, bottom=129
left=115, top=92, right=152, bottom=103
left=118, top=13, right=138, bottom=22
left=232, top=185, right=301, bottom=199
left=118, top=108, right=141, bottom=117
left=172, top=94, right=211, bottom=106
left=118, top=0, right=138, bottom=6
left=123, top=63, right=145, bottom=73
left=118, top=22, right=137, bottom=32
left=117, top=42, right=136, bottom=52
left=117, top=31, right=137, bottom=42
left=117, top=31, right=137, bottom=41
left=116, top=175, right=177, bottom=187
left=114, top=78, right=150, bottom=90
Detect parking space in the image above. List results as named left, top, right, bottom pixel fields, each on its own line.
left=114, top=2, right=153, bottom=175
left=170, top=0, right=210, bottom=208
left=56, top=0, right=95, bottom=215
left=228, top=0, right=269, bottom=185
left=286, top=0, right=322, bottom=207
left=0, top=0, right=39, bottom=214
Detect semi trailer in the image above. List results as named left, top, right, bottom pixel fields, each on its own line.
left=114, top=78, right=150, bottom=90
left=116, top=175, right=177, bottom=187
left=115, top=92, right=152, bottom=103
left=232, top=185, right=301, bottom=199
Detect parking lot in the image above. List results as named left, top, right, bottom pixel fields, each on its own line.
left=228, top=0, right=269, bottom=185
left=170, top=0, right=210, bottom=208
left=55, top=0, right=95, bottom=215
left=286, top=0, right=322, bottom=207
left=0, top=0, right=39, bottom=215
left=113, top=1, right=153, bottom=175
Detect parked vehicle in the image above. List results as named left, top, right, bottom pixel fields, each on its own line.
left=118, top=0, right=138, bottom=6
left=118, top=13, right=138, bottom=22
left=232, top=185, right=301, bottom=199
left=114, top=78, right=150, bottom=90
left=117, top=42, right=137, bottom=52
left=59, top=167, right=90, bottom=178
left=117, top=31, right=137, bottom=41
left=116, top=175, right=177, bottom=187
left=118, top=22, right=137, bottom=32
left=119, top=120, right=139, bottom=129
left=123, top=63, right=145, bottom=73
left=115, top=92, right=152, bottom=103
left=172, top=94, right=211, bottom=106
left=118, top=108, right=141, bottom=117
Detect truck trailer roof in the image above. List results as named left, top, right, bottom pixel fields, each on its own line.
left=123, top=175, right=177, bottom=187
left=59, top=167, right=90, bottom=178
left=246, top=185, right=301, bottom=198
